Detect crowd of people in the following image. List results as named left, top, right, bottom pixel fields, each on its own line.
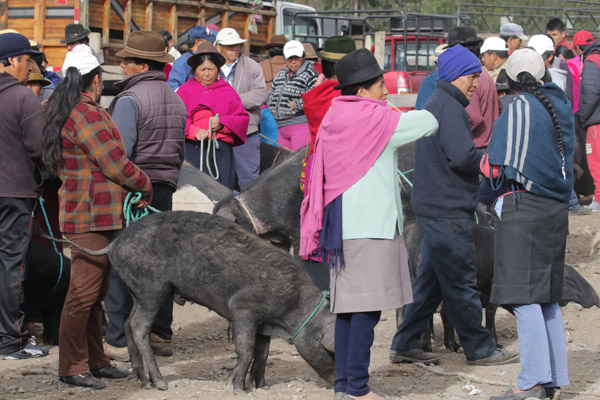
left=0, top=16, right=599, bottom=400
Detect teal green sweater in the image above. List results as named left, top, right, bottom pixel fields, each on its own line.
left=342, top=110, right=438, bottom=240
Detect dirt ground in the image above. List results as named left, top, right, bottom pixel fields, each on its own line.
left=1, top=213, right=600, bottom=400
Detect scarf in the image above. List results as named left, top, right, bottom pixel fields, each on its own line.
left=487, top=83, right=574, bottom=201
left=301, top=80, right=341, bottom=155
left=177, top=77, right=249, bottom=146
left=299, top=96, right=401, bottom=258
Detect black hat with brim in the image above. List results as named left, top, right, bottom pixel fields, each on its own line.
left=447, top=26, right=483, bottom=47
left=333, top=48, right=388, bottom=90
left=61, top=23, right=91, bottom=44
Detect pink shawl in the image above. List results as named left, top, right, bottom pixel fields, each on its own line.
left=177, top=77, right=249, bottom=146
left=299, top=96, right=401, bottom=257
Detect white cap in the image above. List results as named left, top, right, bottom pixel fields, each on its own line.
left=527, top=34, right=554, bottom=56
left=429, top=44, right=448, bottom=61
left=480, top=37, right=508, bottom=53
left=283, top=40, right=304, bottom=58
left=62, top=44, right=100, bottom=75
left=215, top=28, right=246, bottom=46
left=506, top=48, right=545, bottom=84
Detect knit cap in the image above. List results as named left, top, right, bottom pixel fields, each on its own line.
left=437, top=44, right=482, bottom=82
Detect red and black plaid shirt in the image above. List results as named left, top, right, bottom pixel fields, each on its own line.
left=58, top=94, right=152, bottom=233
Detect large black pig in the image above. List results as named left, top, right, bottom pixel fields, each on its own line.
left=23, top=239, right=70, bottom=345
left=49, top=211, right=336, bottom=393
left=214, top=148, right=306, bottom=253
left=403, top=221, right=600, bottom=352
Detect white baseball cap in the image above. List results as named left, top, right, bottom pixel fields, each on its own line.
left=215, top=28, right=246, bottom=46
left=62, top=44, right=100, bottom=75
left=480, top=37, right=508, bottom=54
left=283, top=40, right=304, bottom=58
left=527, top=34, right=554, bottom=56
left=506, top=48, right=545, bottom=84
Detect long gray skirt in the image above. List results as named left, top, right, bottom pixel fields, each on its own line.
left=330, top=232, right=413, bottom=314
left=491, top=191, right=568, bottom=305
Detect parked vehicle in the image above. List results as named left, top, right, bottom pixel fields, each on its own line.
left=290, top=10, right=456, bottom=95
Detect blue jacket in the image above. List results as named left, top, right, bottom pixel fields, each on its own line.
left=411, top=80, right=481, bottom=218
left=167, top=51, right=194, bottom=91
left=488, top=83, right=574, bottom=202
left=415, top=70, right=437, bottom=110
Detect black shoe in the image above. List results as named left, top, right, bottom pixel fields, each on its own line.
left=468, top=347, right=519, bottom=366
left=489, top=386, right=545, bottom=399
left=389, top=348, right=441, bottom=365
left=59, top=372, right=105, bottom=389
left=545, top=387, right=562, bottom=400
left=90, top=365, right=130, bottom=379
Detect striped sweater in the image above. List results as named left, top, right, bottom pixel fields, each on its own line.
left=267, top=60, right=318, bottom=122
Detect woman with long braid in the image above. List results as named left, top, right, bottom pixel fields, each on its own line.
left=481, top=48, right=573, bottom=400
left=42, top=47, right=152, bottom=389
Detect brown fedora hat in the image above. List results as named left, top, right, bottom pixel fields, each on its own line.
left=265, top=34, right=287, bottom=49
left=115, top=31, right=174, bottom=63
left=187, top=41, right=226, bottom=70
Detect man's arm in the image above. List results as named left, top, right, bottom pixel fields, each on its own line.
left=579, top=60, right=600, bottom=127
left=238, top=58, right=267, bottom=110
left=110, top=96, right=139, bottom=157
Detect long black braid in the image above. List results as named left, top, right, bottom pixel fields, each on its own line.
left=508, top=71, right=567, bottom=179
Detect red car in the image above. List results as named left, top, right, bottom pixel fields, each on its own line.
left=378, top=35, right=445, bottom=95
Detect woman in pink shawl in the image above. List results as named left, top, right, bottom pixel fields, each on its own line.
left=300, top=49, right=438, bottom=400
left=177, top=42, right=249, bottom=190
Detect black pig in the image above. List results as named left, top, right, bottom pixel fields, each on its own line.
left=50, top=211, right=335, bottom=393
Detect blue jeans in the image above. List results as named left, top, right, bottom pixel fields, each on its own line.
left=390, top=216, right=496, bottom=361
left=514, top=302, right=569, bottom=390
left=568, top=188, right=580, bottom=211
left=334, top=311, right=381, bottom=396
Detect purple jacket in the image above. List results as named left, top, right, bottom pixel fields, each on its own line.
left=0, top=73, right=44, bottom=198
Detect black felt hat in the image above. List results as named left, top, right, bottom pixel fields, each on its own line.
left=333, top=48, right=387, bottom=90
left=447, top=26, right=483, bottom=47
left=61, top=24, right=91, bottom=44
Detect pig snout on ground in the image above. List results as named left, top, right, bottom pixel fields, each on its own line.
left=23, top=239, right=70, bottom=345
left=63, top=211, right=336, bottom=393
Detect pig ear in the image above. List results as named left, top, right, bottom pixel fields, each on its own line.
left=216, top=207, right=236, bottom=222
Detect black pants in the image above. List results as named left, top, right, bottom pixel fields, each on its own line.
left=0, top=197, right=35, bottom=354
left=184, top=139, right=236, bottom=190
left=104, top=183, right=174, bottom=346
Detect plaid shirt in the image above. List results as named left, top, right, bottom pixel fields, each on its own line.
left=58, top=94, right=152, bottom=233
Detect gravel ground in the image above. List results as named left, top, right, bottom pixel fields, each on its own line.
left=1, top=212, right=599, bottom=400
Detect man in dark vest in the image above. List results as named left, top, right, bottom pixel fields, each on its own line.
left=105, top=31, right=186, bottom=361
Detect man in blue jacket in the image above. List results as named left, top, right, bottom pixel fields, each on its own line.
left=389, top=45, right=518, bottom=366
left=167, top=26, right=216, bottom=91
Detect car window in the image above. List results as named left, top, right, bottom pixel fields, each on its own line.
left=395, top=40, right=438, bottom=71
left=284, top=13, right=320, bottom=48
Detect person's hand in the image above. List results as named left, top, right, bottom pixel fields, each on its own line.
left=210, top=116, right=223, bottom=132
left=289, top=100, right=296, bottom=109
left=195, top=128, right=210, bottom=141
left=134, top=198, right=149, bottom=208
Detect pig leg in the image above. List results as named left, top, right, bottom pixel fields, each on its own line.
left=485, top=304, right=498, bottom=343
left=441, top=304, right=461, bottom=352
left=250, top=334, right=271, bottom=389
left=129, top=304, right=167, bottom=390
left=229, top=313, right=258, bottom=394
left=125, top=302, right=148, bottom=387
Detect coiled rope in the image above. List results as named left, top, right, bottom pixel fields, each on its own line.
left=200, top=114, right=220, bottom=180
left=123, top=192, right=160, bottom=227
